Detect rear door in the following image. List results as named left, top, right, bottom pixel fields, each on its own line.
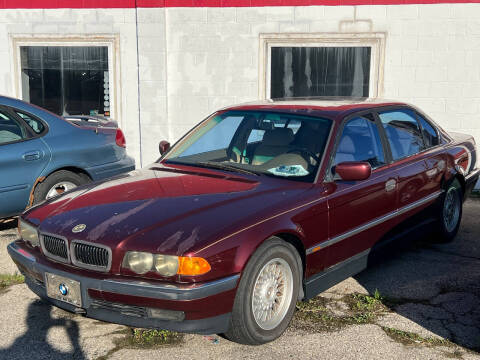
left=415, top=112, right=446, bottom=195
left=0, top=108, right=50, bottom=217
left=325, top=113, right=398, bottom=267
left=377, top=108, right=433, bottom=211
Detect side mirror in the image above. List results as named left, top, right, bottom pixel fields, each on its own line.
left=159, top=140, right=170, bottom=155
left=335, top=162, right=371, bottom=181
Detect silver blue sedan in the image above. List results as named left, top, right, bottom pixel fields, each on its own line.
left=0, top=95, right=135, bottom=218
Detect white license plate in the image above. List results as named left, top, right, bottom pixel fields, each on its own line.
left=45, top=273, right=82, bottom=307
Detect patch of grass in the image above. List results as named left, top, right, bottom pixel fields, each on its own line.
left=0, top=274, right=24, bottom=292
left=382, top=326, right=452, bottom=347
left=95, top=328, right=184, bottom=360
left=293, top=290, right=390, bottom=331
left=130, top=329, right=183, bottom=346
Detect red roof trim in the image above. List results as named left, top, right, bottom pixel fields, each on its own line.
left=2, top=0, right=479, bottom=8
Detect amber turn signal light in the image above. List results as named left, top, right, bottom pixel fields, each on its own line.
left=177, top=256, right=211, bottom=276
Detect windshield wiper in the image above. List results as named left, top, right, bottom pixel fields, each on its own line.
left=195, top=161, right=260, bottom=176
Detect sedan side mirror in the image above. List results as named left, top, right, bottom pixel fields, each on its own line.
left=159, top=140, right=170, bottom=155
left=335, top=162, right=371, bottom=181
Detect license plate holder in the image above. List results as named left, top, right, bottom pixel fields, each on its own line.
left=45, top=273, right=82, bottom=307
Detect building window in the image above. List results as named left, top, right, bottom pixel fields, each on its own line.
left=20, top=46, right=109, bottom=117
left=260, top=33, right=385, bottom=99
left=13, top=36, right=119, bottom=120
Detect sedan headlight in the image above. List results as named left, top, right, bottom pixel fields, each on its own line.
left=18, top=219, right=40, bottom=247
left=123, top=251, right=210, bottom=276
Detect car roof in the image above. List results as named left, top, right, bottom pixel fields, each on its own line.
left=222, top=97, right=409, bottom=122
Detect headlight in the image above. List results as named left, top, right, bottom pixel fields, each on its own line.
left=153, top=254, right=179, bottom=276
left=123, top=252, right=210, bottom=276
left=18, top=219, right=40, bottom=247
left=124, top=252, right=153, bottom=274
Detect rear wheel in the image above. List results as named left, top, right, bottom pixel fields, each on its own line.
left=33, top=170, right=89, bottom=204
left=433, top=178, right=463, bottom=243
left=224, top=238, right=301, bottom=345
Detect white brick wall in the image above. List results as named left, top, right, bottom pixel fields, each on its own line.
left=0, top=4, right=479, bottom=171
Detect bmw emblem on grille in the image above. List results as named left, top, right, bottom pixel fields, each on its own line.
left=72, top=224, right=86, bottom=233
left=59, top=283, right=69, bottom=296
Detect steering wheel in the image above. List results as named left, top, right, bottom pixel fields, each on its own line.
left=286, top=148, right=320, bottom=165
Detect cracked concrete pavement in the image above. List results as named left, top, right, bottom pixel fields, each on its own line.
left=0, top=200, right=479, bottom=359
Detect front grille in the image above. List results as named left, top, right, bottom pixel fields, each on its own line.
left=72, top=241, right=111, bottom=271
left=91, top=300, right=148, bottom=318
left=42, top=234, right=69, bottom=262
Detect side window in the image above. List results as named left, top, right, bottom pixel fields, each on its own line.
left=417, top=114, right=439, bottom=148
left=247, top=129, right=265, bottom=144
left=0, top=111, right=28, bottom=145
left=16, top=111, right=45, bottom=134
left=379, top=109, right=424, bottom=161
left=334, top=115, right=386, bottom=169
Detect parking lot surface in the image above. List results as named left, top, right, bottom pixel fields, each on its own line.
left=0, top=200, right=479, bottom=360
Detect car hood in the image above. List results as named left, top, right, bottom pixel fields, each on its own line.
left=26, top=164, right=308, bottom=256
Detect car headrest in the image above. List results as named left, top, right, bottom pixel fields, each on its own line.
left=337, top=135, right=355, bottom=154
left=262, top=128, right=294, bottom=146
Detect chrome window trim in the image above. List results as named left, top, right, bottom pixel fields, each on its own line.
left=306, top=190, right=443, bottom=255
left=39, top=232, right=70, bottom=264
left=70, top=240, right=112, bottom=272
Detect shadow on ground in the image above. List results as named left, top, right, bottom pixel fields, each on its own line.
left=355, top=198, right=480, bottom=352
left=0, top=300, right=86, bottom=359
left=0, top=218, right=17, bottom=231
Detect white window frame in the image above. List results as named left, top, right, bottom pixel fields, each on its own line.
left=11, top=34, right=121, bottom=125
left=259, top=33, right=386, bottom=100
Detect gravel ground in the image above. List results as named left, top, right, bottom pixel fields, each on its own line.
left=0, top=200, right=479, bottom=360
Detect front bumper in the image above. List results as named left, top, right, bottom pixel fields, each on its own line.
left=8, top=241, right=238, bottom=335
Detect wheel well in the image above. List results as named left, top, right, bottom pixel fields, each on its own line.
left=46, top=166, right=92, bottom=182
left=274, top=232, right=306, bottom=277
left=28, top=167, right=92, bottom=207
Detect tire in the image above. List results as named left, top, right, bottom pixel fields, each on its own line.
left=224, top=237, right=301, bottom=345
left=433, top=178, right=463, bottom=243
left=33, top=170, right=89, bottom=204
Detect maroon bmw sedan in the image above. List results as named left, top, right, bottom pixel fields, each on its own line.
left=9, top=98, right=479, bottom=344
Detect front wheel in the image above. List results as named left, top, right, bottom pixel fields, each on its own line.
left=434, top=178, right=463, bottom=243
left=224, top=238, right=301, bottom=345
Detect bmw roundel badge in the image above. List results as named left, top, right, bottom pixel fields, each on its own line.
left=72, top=224, right=86, bottom=233
left=59, top=283, right=69, bottom=296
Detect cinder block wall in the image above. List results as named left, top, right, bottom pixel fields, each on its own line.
left=1, top=4, right=479, bottom=169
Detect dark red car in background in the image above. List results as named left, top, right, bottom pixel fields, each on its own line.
left=8, top=98, right=479, bottom=345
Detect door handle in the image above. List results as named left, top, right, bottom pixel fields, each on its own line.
left=385, top=178, right=397, bottom=192
left=22, top=151, right=41, bottom=161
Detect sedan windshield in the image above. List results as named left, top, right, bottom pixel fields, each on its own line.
left=163, top=110, right=332, bottom=182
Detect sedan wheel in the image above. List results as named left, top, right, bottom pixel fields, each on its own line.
left=224, top=237, right=301, bottom=345
left=443, top=185, right=461, bottom=233
left=433, top=178, right=463, bottom=243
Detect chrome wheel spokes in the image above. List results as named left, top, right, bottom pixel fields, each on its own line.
left=46, top=181, right=77, bottom=199
left=443, top=187, right=460, bottom=233
left=252, top=258, right=293, bottom=330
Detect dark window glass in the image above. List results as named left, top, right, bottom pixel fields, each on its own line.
left=334, top=115, right=385, bottom=169
left=417, top=114, right=439, bottom=148
left=16, top=111, right=45, bottom=134
left=270, top=47, right=371, bottom=98
left=0, top=111, right=27, bottom=144
left=379, top=109, right=424, bottom=160
left=20, top=46, right=110, bottom=117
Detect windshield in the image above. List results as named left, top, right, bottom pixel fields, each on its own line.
left=163, top=110, right=332, bottom=182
